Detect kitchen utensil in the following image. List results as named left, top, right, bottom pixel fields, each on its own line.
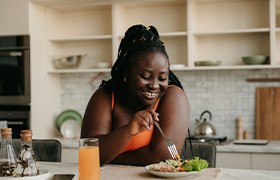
left=242, top=55, right=268, bottom=65
left=194, top=60, right=221, bottom=66
left=153, top=121, right=179, bottom=159
left=96, top=62, right=110, bottom=68
left=55, top=109, right=82, bottom=132
left=60, top=119, right=81, bottom=139
left=256, top=87, right=280, bottom=140
left=195, top=110, right=216, bottom=136
left=52, top=54, right=86, bottom=69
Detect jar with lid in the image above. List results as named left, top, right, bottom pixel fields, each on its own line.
left=0, top=128, right=17, bottom=177
left=15, top=130, right=39, bottom=177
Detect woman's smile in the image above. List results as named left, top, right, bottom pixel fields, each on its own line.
left=141, top=90, right=159, bottom=99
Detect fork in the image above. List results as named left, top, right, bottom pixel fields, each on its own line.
left=153, top=121, right=179, bottom=159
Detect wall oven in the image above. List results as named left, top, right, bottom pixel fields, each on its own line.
left=0, top=105, right=30, bottom=138
left=0, top=35, right=30, bottom=136
left=0, top=35, right=30, bottom=105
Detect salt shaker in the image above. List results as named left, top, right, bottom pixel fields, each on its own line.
left=15, top=130, right=39, bottom=177
left=0, top=128, right=17, bottom=176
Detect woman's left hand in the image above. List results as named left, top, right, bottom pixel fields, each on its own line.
left=126, top=109, right=159, bottom=136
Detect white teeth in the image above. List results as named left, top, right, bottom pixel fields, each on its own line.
left=143, top=91, right=157, bottom=98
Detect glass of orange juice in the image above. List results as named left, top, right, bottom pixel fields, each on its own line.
left=79, top=138, right=100, bottom=180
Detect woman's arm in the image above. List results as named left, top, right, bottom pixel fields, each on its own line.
left=81, top=87, right=133, bottom=165
left=111, top=86, right=189, bottom=165
left=81, top=87, right=160, bottom=165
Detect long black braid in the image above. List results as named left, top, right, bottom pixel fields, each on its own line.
left=101, top=24, right=184, bottom=91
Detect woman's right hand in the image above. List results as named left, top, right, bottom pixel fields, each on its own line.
left=126, top=109, right=159, bottom=136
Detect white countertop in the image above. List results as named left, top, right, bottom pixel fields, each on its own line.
left=55, top=137, right=280, bottom=154
left=217, top=140, right=280, bottom=153
left=38, top=161, right=280, bottom=180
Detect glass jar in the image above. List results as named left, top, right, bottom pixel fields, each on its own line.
left=0, top=128, right=17, bottom=176
left=15, top=130, right=39, bottom=177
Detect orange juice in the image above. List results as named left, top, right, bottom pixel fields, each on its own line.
left=79, top=146, right=100, bottom=180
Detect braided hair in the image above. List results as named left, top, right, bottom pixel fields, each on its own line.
left=101, top=24, right=183, bottom=91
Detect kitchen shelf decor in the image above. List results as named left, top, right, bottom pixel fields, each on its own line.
left=29, top=0, right=280, bottom=74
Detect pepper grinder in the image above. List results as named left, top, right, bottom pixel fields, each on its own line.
left=236, top=117, right=243, bottom=139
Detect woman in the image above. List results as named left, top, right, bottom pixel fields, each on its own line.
left=81, top=24, right=189, bottom=166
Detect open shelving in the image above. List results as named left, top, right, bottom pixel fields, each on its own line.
left=29, top=0, right=280, bottom=74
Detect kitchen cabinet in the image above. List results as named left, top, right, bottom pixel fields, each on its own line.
left=61, top=148, right=78, bottom=163
left=217, top=152, right=280, bottom=170
left=216, top=152, right=251, bottom=169
left=29, top=0, right=280, bottom=74
left=252, top=154, right=280, bottom=170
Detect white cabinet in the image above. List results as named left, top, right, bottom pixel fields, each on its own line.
left=252, top=154, right=280, bottom=170
left=0, top=0, right=29, bottom=35
left=29, top=0, right=280, bottom=74
left=217, top=152, right=280, bottom=170
left=45, top=4, right=113, bottom=72
left=216, top=152, right=251, bottom=169
left=61, top=148, right=78, bottom=163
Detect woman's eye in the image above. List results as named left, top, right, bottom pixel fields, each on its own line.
left=141, top=75, right=150, bottom=80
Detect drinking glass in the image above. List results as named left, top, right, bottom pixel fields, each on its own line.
left=79, top=138, right=100, bottom=180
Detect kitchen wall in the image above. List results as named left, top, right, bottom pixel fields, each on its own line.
left=0, top=0, right=29, bottom=35
left=61, top=69, right=280, bottom=140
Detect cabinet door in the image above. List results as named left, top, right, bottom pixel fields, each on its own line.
left=252, top=153, right=280, bottom=170
left=216, top=152, right=251, bottom=169
left=61, top=148, right=79, bottom=163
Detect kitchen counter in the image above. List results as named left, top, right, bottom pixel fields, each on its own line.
left=56, top=137, right=79, bottom=149
left=56, top=137, right=280, bottom=154
left=216, top=140, right=280, bottom=153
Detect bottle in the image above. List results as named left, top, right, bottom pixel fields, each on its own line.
left=0, top=128, right=17, bottom=177
left=15, top=130, right=39, bottom=177
left=236, top=117, right=243, bottom=139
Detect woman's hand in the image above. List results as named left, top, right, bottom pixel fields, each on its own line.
left=126, top=109, right=159, bottom=136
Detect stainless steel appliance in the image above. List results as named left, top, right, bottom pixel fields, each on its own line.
left=0, top=35, right=30, bottom=105
left=0, top=105, right=30, bottom=138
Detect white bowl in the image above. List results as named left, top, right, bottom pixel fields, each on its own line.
left=52, top=54, right=86, bottom=69
left=96, top=62, right=110, bottom=68
left=60, top=119, right=81, bottom=139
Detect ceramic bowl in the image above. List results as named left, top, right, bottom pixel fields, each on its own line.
left=52, top=54, right=86, bottom=69
left=194, top=60, right=221, bottom=66
left=242, top=55, right=268, bottom=65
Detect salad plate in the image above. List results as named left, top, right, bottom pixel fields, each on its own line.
left=1, top=169, right=50, bottom=179
left=144, top=164, right=202, bottom=178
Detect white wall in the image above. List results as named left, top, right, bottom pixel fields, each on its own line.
left=0, top=0, right=29, bottom=35
left=60, top=69, right=280, bottom=140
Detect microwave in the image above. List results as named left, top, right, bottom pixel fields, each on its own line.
left=0, top=35, right=30, bottom=105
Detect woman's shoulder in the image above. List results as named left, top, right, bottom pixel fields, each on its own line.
left=160, top=85, right=188, bottom=105
left=89, top=86, right=112, bottom=105
left=166, top=85, right=186, bottom=96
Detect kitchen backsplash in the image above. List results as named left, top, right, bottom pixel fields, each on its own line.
left=61, top=69, right=280, bottom=140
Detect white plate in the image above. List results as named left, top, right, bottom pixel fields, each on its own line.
left=1, top=169, right=50, bottom=179
left=60, top=119, right=81, bottom=139
left=144, top=164, right=201, bottom=178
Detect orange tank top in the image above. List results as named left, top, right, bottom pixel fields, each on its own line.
left=111, top=92, right=159, bottom=153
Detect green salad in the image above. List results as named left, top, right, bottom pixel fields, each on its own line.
left=151, top=157, right=208, bottom=173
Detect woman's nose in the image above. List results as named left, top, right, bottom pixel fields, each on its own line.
left=148, top=79, right=159, bottom=89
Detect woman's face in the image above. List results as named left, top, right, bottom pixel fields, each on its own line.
left=126, top=52, right=169, bottom=107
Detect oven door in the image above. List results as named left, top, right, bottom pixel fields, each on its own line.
left=0, top=110, right=30, bottom=138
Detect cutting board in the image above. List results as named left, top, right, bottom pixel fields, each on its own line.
left=256, top=87, right=280, bottom=140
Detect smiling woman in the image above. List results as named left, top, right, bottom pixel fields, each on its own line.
left=81, top=24, right=190, bottom=166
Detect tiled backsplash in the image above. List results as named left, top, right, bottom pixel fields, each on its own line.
left=61, top=69, right=280, bottom=139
